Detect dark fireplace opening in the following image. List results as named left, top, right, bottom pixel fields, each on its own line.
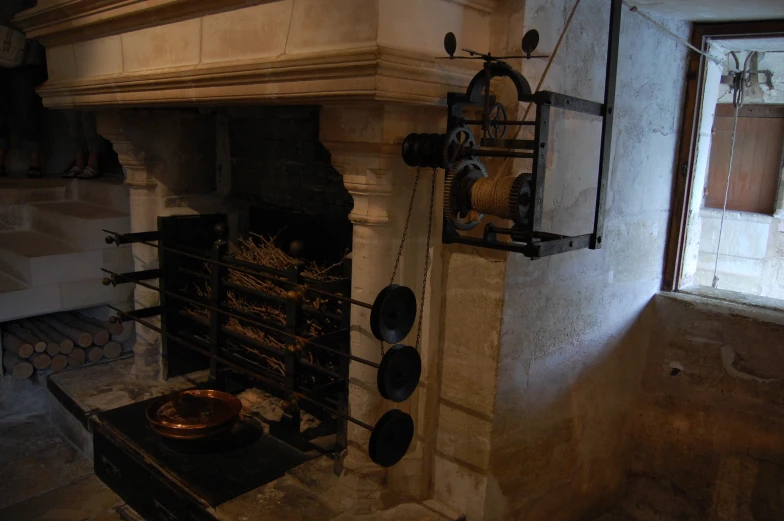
left=158, top=104, right=354, bottom=461
left=91, top=105, right=356, bottom=518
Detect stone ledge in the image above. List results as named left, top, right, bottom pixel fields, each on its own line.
left=14, top=0, right=277, bottom=47
left=37, top=45, right=477, bottom=109
left=657, top=289, right=784, bottom=324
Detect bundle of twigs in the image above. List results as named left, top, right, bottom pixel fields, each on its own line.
left=185, top=233, right=344, bottom=378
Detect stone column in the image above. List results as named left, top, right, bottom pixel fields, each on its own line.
left=320, top=104, right=445, bottom=514
left=99, top=111, right=163, bottom=380
left=98, top=110, right=218, bottom=380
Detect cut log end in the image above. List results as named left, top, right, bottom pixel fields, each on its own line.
left=18, top=344, right=34, bottom=359
left=93, top=331, right=110, bottom=346
left=77, top=333, right=93, bottom=348
left=31, top=353, right=52, bottom=370
left=33, top=341, right=47, bottom=353
left=59, top=340, right=74, bottom=355
left=102, top=341, right=122, bottom=359
left=87, top=347, right=103, bottom=363
left=50, top=355, right=68, bottom=373
left=68, top=348, right=86, bottom=367
left=11, top=362, right=34, bottom=380
left=45, top=342, right=60, bottom=357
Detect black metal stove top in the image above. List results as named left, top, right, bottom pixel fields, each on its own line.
left=95, top=393, right=314, bottom=507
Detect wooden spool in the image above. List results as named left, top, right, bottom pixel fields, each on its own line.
left=103, top=341, right=122, bottom=359
left=3, top=333, right=34, bottom=359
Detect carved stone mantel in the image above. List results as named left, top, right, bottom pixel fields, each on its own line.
left=18, top=0, right=486, bottom=110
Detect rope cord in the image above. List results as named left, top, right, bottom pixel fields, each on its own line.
left=711, top=53, right=752, bottom=288
left=622, top=1, right=722, bottom=65
left=470, top=176, right=517, bottom=218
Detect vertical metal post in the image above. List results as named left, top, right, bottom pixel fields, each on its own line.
left=591, top=0, right=622, bottom=249
left=157, top=216, right=170, bottom=378
left=334, top=257, right=352, bottom=474
left=209, top=223, right=228, bottom=388
left=531, top=103, right=550, bottom=233
left=277, top=261, right=304, bottom=444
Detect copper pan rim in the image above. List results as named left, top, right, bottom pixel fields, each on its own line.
left=146, top=389, right=243, bottom=432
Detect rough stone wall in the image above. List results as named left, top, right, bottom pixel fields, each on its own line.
left=628, top=293, right=784, bottom=519
left=487, top=3, right=690, bottom=520
left=228, top=106, right=353, bottom=220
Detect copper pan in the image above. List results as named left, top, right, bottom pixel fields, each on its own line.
left=146, top=389, right=243, bottom=440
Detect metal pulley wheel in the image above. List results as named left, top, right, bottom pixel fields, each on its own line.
left=489, top=103, right=508, bottom=138
left=377, top=344, right=421, bottom=403
left=370, top=284, right=417, bottom=344
left=444, top=126, right=477, bottom=167
left=445, top=158, right=488, bottom=231
left=369, top=409, right=415, bottom=467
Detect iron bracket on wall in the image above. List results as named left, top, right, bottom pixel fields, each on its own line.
left=401, top=0, right=622, bottom=259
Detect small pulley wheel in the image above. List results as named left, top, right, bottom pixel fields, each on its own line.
left=369, top=409, right=414, bottom=467
left=377, top=344, right=421, bottom=403
left=488, top=104, right=508, bottom=138
left=401, top=133, right=420, bottom=167
left=370, top=284, right=417, bottom=344
left=444, top=126, right=477, bottom=167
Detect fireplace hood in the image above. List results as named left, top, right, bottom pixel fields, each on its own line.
left=16, top=0, right=488, bottom=108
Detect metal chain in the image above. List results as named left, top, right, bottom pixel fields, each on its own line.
left=381, top=166, right=423, bottom=356
left=414, top=168, right=437, bottom=351
left=390, top=166, right=422, bottom=285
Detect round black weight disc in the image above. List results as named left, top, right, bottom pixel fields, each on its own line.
left=369, top=409, right=414, bottom=467
left=370, top=284, right=416, bottom=344
left=377, top=344, right=421, bottom=402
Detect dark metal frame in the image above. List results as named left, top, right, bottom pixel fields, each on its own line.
left=105, top=214, right=351, bottom=464
left=442, top=0, right=622, bottom=258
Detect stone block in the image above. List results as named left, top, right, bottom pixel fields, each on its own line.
left=121, top=18, right=202, bottom=73
left=73, top=35, right=123, bottom=78
left=46, top=45, right=78, bottom=81
left=201, top=2, right=291, bottom=63
left=286, top=0, right=377, bottom=54
left=436, top=404, right=492, bottom=471
left=433, top=455, right=487, bottom=521
left=0, top=282, right=61, bottom=322
left=699, top=209, right=772, bottom=259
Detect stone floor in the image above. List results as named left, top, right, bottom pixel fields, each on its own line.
left=0, top=412, right=141, bottom=521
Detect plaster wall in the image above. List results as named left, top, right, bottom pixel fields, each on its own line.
left=485, top=3, right=689, bottom=520
left=627, top=293, right=784, bottom=519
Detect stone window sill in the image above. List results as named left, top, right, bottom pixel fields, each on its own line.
left=660, top=286, right=784, bottom=326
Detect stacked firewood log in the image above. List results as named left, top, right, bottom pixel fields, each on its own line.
left=2, top=312, right=125, bottom=380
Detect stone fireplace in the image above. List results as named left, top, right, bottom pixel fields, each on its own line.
left=16, top=0, right=494, bottom=516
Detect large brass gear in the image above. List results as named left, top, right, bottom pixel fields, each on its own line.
left=444, top=159, right=487, bottom=231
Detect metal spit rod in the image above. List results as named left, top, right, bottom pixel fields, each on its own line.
left=102, top=268, right=381, bottom=370
left=102, top=229, right=373, bottom=310
left=108, top=305, right=374, bottom=432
